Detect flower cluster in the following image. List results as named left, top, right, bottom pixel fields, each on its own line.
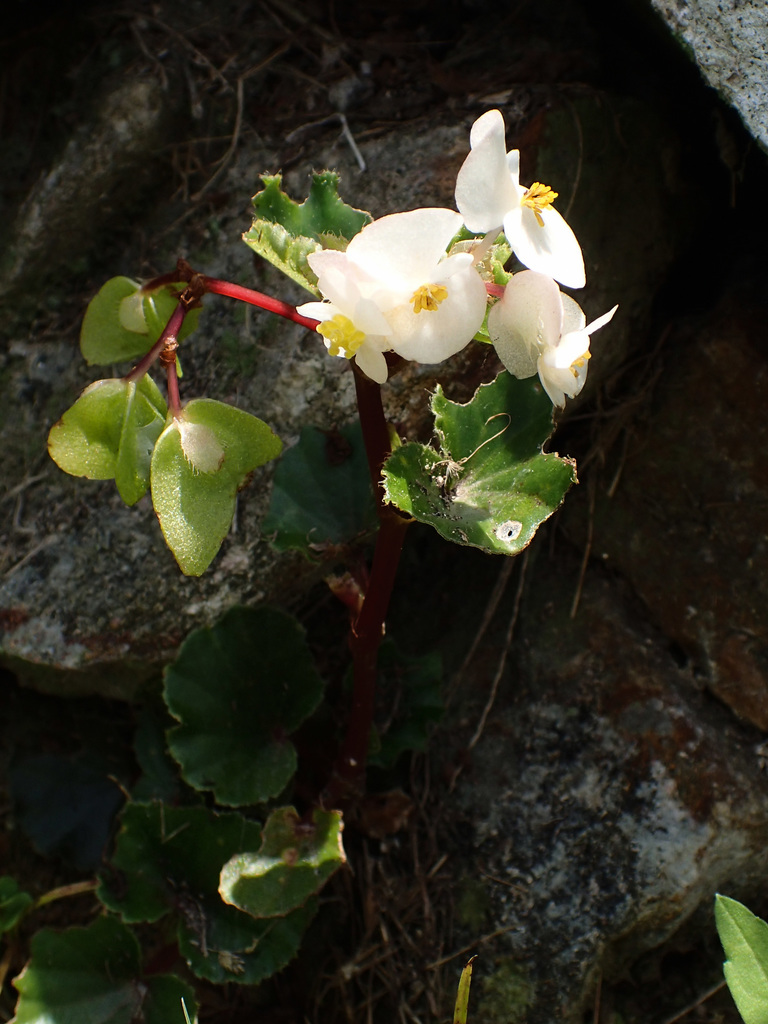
left=301, top=109, right=616, bottom=404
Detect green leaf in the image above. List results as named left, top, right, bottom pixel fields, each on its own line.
left=454, top=957, right=476, bottom=1024
left=9, top=750, right=126, bottom=871
left=11, top=914, right=197, bottom=1024
left=98, top=803, right=312, bottom=985
left=48, top=375, right=167, bottom=505
left=263, top=422, right=378, bottom=557
left=382, top=371, right=576, bottom=556
left=150, top=399, right=282, bottom=575
left=80, top=277, right=200, bottom=367
left=220, top=807, right=345, bottom=919
left=367, top=642, right=443, bottom=769
left=716, top=895, right=768, bottom=1024
left=243, top=172, right=372, bottom=293
left=131, top=704, right=182, bottom=803
left=0, top=877, right=33, bottom=933
left=163, top=606, right=325, bottom=805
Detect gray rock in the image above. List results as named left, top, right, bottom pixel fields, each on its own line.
left=450, top=565, right=768, bottom=1024
left=651, top=0, right=768, bottom=152
left=0, top=75, right=691, bottom=693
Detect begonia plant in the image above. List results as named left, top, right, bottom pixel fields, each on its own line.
left=29, top=108, right=617, bottom=1018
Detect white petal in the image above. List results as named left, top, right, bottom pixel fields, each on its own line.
left=469, top=109, right=506, bottom=148
left=296, top=300, right=337, bottom=323
left=537, top=350, right=585, bottom=408
left=503, top=205, right=585, bottom=289
left=346, top=209, right=462, bottom=290
left=385, top=263, right=487, bottom=364
left=585, top=303, right=618, bottom=334
left=550, top=329, right=590, bottom=369
left=316, top=265, right=393, bottom=337
left=560, top=293, right=586, bottom=335
left=488, top=270, right=563, bottom=375
left=354, top=341, right=390, bottom=384
left=506, top=149, right=520, bottom=184
left=488, top=303, right=538, bottom=379
left=455, top=118, right=518, bottom=234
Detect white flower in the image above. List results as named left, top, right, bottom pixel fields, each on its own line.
left=488, top=270, right=617, bottom=407
left=455, top=110, right=585, bottom=289
left=297, top=208, right=488, bottom=383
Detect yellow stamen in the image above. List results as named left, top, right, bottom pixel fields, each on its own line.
left=570, top=351, right=591, bottom=376
left=317, top=315, right=366, bottom=358
left=522, top=182, right=559, bottom=227
left=410, top=283, right=449, bottom=314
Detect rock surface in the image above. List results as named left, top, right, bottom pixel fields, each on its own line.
left=1, top=2, right=768, bottom=1022
left=650, top=0, right=768, bottom=153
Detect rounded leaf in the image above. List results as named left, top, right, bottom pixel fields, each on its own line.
left=150, top=399, right=282, bottom=575
left=163, top=606, right=325, bottom=806
left=220, top=807, right=345, bottom=919
left=80, top=277, right=200, bottom=366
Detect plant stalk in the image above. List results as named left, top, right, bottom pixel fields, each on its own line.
left=203, top=276, right=320, bottom=331
left=325, top=365, right=410, bottom=804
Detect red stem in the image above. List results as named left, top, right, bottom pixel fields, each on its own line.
left=203, top=276, right=320, bottom=331
left=125, top=301, right=187, bottom=383
left=324, top=364, right=410, bottom=804
left=165, top=354, right=181, bottom=417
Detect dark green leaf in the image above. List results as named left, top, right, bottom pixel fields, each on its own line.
left=382, top=371, right=576, bottom=556
left=220, top=807, right=345, bottom=919
left=150, top=399, right=282, bottom=575
left=243, top=172, right=372, bottom=293
left=98, top=803, right=311, bottom=985
left=9, top=750, right=125, bottom=871
left=716, top=894, right=768, bottom=1024
left=131, top=704, right=182, bottom=803
left=367, top=642, right=443, bottom=768
left=263, top=422, right=378, bottom=556
left=11, top=915, right=196, bottom=1024
left=163, top=606, right=325, bottom=806
left=0, top=877, right=33, bottom=933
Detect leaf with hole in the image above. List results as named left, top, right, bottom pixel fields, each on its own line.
left=382, top=371, right=576, bottom=556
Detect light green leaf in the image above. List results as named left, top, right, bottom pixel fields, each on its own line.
left=163, top=606, right=325, bottom=806
left=47, top=376, right=167, bottom=505
left=10, top=915, right=196, bottom=1024
left=453, top=957, right=476, bottom=1024
left=382, top=371, right=576, bottom=556
left=263, top=422, right=378, bottom=556
left=220, top=807, right=345, bottom=919
left=150, top=399, right=282, bottom=575
left=716, top=894, right=768, bottom=1024
left=242, top=172, right=372, bottom=293
left=80, top=277, right=200, bottom=366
